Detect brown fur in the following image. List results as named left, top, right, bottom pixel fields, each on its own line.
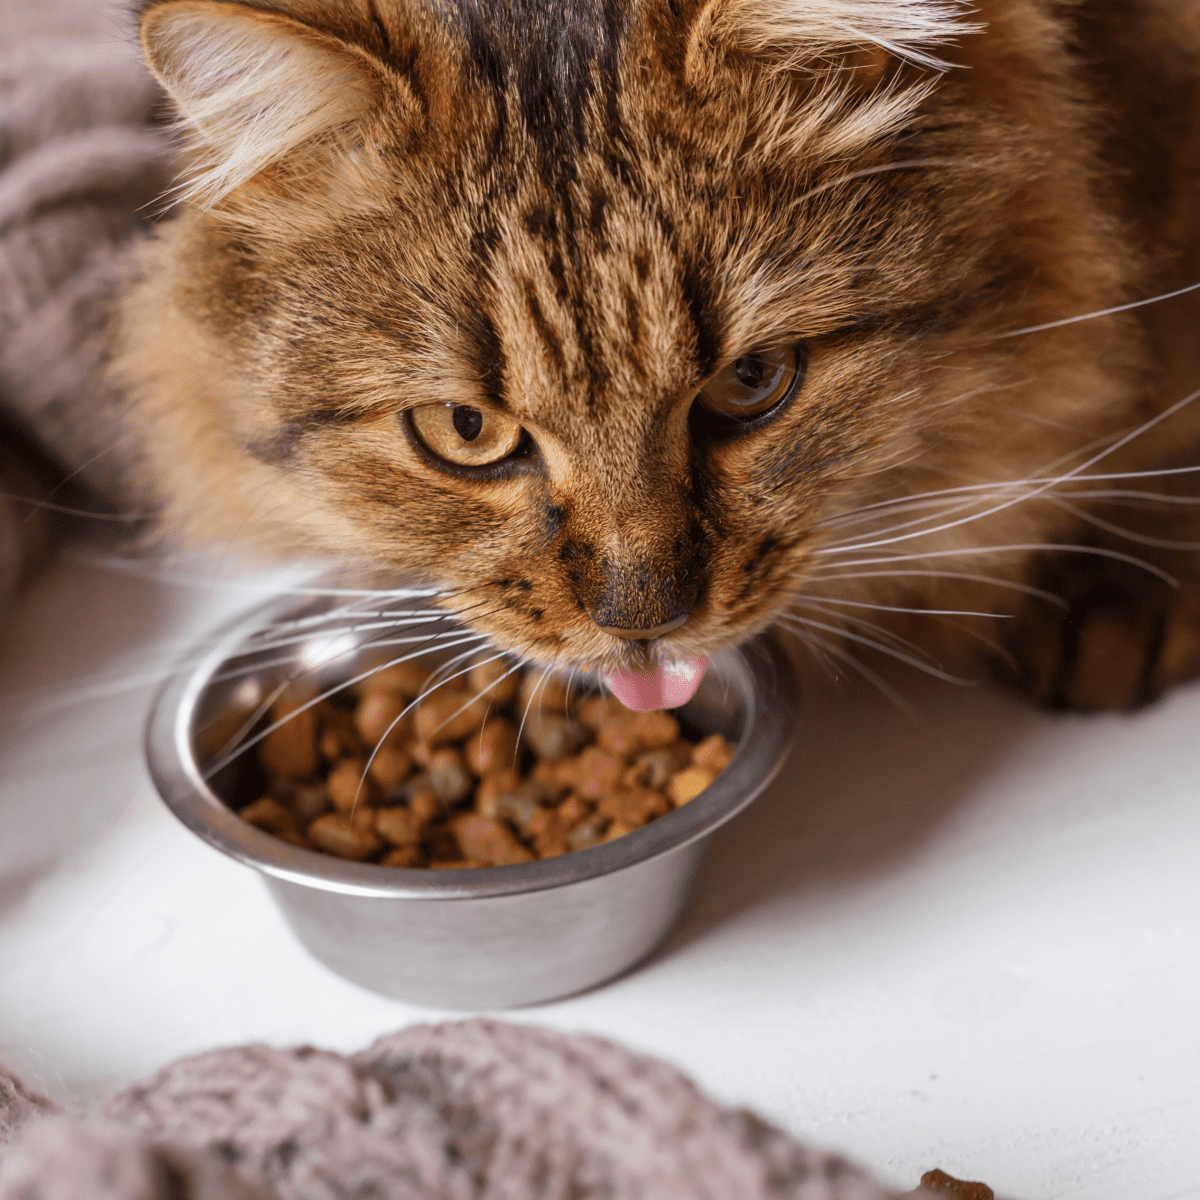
left=112, top=0, right=1200, bottom=705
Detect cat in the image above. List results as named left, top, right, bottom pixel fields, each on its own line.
left=18, top=0, right=1200, bottom=711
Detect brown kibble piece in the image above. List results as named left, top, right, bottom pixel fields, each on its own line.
left=624, top=743, right=693, bottom=790
left=326, top=759, right=378, bottom=811
left=565, top=814, right=611, bottom=851
left=408, top=786, right=443, bottom=825
left=268, top=779, right=329, bottom=824
left=350, top=804, right=377, bottom=829
left=367, top=743, right=413, bottom=790
left=667, top=766, right=716, bottom=807
left=528, top=799, right=588, bottom=859
left=275, top=830, right=315, bottom=850
left=529, top=758, right=568, bottom=798
left=414, top=688, right=488, bottom=745
left=594, top=715, right=640, bottom=757
left=308, top=813, right=383, bottom=860
left=598, top=709, right=679, bottom=756
left=919, top=1170, right=994, bottom=1200
left=453, top=814, right=534, bottom=866
left=475, top=768, right=521, bottom=811
left=376, top=805, right=425, bottom=846
left=317, top=705, right=365, bottom=762
left=240, top=797, right=297, bottom=836
left=518, top=669, right=574, bottom=714
left=468, top=655, right=519, bottom=705
left=259, top=699, right=319, bottom=779
left=359, top=660, right=429, bottom=698
left=568, top=746, right=626, bottom=798
left=464, top=718, right=519, bottom=776
left=604, top=820, right=636, bottom=842
left=521, top=712, right=587, bottom=761
left=480, top=780, right=553, bottom=833
left=354, top=690, right=409, bottom=746
left=381, top=845, right=425, bottom=867
left=575, top=694, right=625, bottom=731
left=427, top=746, right=474, bottom=805
left=692, top=733, right=734, bottom=773
left=633, top=709, right=681, bottom=749
left=597, top=787, right=670, bottom=828
left=557, top=794, right=593, bottom=827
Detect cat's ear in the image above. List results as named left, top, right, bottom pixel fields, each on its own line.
left=685, top=0, right=979, bottom=85
left=140, top=0, right=415, bottom=209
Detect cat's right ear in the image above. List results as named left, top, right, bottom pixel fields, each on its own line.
left=139, top=0, right=419, bottom=211
left=683, top=0, right=979, bottom=87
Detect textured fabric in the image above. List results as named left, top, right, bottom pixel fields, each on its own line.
left=0, top=33, right=172, bottom=508
left=0, top=1067, right=56, bottom=1148
left=0, top=17, right=174, bottom=617
left=0, top=1020, right=934, bottom=1200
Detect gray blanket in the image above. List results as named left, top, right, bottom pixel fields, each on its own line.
left=0, top=12, right=172, bottom=609
left=0, top=1019, right=969, bottom=1200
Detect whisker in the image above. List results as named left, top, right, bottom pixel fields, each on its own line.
left=807, top=568, right=1068, bottom=608
left=811, top=542, right=1178, bottom=586
left=995, top=279, right=1200, bottom=340
left=0, top=493, right=151, bottom=522
left=797, top=595, right=1008, bottom=619
left=1047, top=497, right=1200, bottom=551
left=352, top=646, right=514, bottom=814
left=792, top=601, right=941, bottom=666
left=792, top=627, right=920, bottom=722
left=790, top=157, right=972, bottom=208
left=202, top=632, right=488, bottom=779
left=777, top=613, right=973, bottom=685
left=817, top=385, right=1200, bottom=555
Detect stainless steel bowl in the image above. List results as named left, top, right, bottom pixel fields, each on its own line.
left=145, top=594, right=798, bottom=1009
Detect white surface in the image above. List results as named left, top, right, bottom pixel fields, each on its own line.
left=1, top=553, right=1198, bottom=1200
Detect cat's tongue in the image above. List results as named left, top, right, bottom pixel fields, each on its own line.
left=603, top=656, right=708, bottom=712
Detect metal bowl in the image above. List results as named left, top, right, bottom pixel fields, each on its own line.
left=145, top=593, right=799, bottom=1009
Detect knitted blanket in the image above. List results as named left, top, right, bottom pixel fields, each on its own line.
left=0, top=14, right=172, bottom=611
left=0, top=1019, right=988, bottom=1200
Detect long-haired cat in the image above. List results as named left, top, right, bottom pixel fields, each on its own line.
left=106, top=0, right=1200, bottom=711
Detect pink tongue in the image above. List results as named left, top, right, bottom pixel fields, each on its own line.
left=603, top=656, right=709, bottom=712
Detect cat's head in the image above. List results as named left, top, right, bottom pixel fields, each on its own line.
left=129, top=0, right=1117, bottom=682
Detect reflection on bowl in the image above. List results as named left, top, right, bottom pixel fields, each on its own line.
left=145, top=593, right=798, bottom=1009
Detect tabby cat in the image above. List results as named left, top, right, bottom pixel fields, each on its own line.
left=108, top=0, right=1200, bottom=710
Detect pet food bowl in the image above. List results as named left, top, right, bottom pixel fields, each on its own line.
left=145, top=593, right=799, bottom=1009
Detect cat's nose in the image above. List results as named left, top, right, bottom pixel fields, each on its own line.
left=593, top=611, right=689, bottom=640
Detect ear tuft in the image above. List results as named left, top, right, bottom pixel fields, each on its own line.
left=700, top=0, right=981, bottom=73
left=141, top=0, right=384, bottom=207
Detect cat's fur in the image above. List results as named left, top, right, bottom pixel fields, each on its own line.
left=72, top=0, right=1200, bottom=705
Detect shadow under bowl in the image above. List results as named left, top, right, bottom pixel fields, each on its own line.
left=145, top=595, right=799, bottom=1009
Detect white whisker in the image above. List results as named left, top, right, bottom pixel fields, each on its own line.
left=778, top=613, right=973, bottom=685
left=995, top=279, right=1200, bottom=340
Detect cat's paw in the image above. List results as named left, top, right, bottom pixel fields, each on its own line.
left=998, top=555, right=1200, bottom=711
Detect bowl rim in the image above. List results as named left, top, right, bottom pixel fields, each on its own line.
left=144, top=594, right=799, bottom=900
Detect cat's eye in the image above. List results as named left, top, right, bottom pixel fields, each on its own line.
left=696, top=343, right=806, bottom=421
left=409, top=403, right=524, bottom=467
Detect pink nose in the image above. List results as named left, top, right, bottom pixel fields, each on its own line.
left=593, top=612, right=689, bottom=640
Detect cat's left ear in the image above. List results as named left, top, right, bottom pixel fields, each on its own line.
left=140, top=0, right=417, bottom=210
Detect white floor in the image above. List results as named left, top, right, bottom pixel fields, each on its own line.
left=1, top=551, right=1197, bottom=1200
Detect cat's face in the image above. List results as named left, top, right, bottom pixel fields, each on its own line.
left=135, top=0, right=1091, bottom=675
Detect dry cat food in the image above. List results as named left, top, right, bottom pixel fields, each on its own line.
left=238, top=655, right=735, bottom=868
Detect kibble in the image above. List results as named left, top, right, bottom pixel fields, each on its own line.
left=240, top=660, right=735, bottom=869
left=326, top=758, right=378, bottom=810
left=308, top=812, right=383, bottom=860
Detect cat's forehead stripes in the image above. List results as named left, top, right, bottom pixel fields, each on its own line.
left=446, top=0, right=630, bottom=166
